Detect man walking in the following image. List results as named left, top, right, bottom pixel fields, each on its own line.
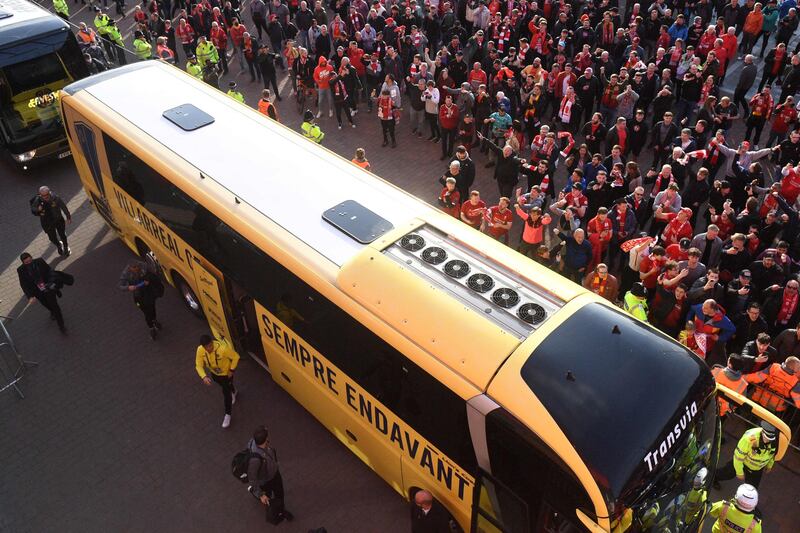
left=195, top=335, right=239, bottom=428
left=117, top=261, right=164, bottom=339
left=16, top=253, right=66, bottom=334
left=734, top=55, right=757, bottom=116
left=30, top=186, right=71, bottom=256
left=246, top=426, right=294, bottom=522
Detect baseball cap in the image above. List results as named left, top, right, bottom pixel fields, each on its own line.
left=740, top=269, right=752, bottom=278
left=679, top=238, right=691, bottom=249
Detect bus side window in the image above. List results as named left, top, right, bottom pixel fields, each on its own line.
left=484, top=409, right=594, bottom=532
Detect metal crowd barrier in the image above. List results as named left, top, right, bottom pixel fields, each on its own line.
left=0, top=310, right=39, bottom=399
left=729, top=381, right=800, bottom=455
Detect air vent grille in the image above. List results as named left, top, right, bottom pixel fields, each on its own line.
left=384, top=226, right=561, bottom=337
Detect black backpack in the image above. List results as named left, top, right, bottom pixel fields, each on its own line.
left=231, top=449, right=262, bottom=484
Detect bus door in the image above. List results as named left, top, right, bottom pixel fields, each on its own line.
left=190, top=257, right=237, bottom=350
left=224, top=277, right=267, bottom=367
left=61, top=105, right=120, bottom=232
left=471, top=470, right=529, bottom=533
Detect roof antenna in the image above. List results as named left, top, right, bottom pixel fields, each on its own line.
left=565, top=371, right=576, bottom=382
left=612, top=325, right=621, bottom=335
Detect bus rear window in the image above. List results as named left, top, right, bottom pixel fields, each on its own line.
left=2, top=53, right=67, bottom=95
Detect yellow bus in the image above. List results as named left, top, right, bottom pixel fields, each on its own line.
left=60, top=61, right=791, bottom=532
left=0, top=0, right=88, bottom=168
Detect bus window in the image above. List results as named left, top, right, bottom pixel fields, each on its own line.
left=484, top=409, right=593, bottom=532
left=472, top=471, right=528, bottom=532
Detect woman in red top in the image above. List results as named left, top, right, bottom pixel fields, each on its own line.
left=515, top=205, right=552, bottom=258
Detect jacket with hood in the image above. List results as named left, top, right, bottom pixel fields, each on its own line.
left=313, top=56, right=334, bottom=89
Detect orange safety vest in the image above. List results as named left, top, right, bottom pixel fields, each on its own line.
left=712, top=367, right=748, bottom=417
left=257, top=99, right=279, bottom=121
left=751, top=364, right=799, bottom=412
left=351, top=158, right=370, bottom=169
left=77, top=29, right=95, bottom=44
left=156, top=45, right=175, bottom=62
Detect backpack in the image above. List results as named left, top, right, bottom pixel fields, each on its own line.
left=231, top=449, right=263, bottom=484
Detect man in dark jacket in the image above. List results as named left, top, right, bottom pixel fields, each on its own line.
left=411, top=489, right=451, bottom=533
left=728, top=303, right=769, bottom=353
left=735, top=54, right=758, bottom=115
left=761, top=280, right=800, bottom=334
left=650, top=112, right=679, bottom=169
left=779, top=53, right=800, bottom=103
left=30, top=186, right=71, bottom=256
left=17, top=253, right=66, bottom=333
left=477, top=132, right=524, bottom=199
left=741, top=333, right=779, bottom=373
left=575, top=67, right=601, bottom=124
left=453, top=146, right=475, bottom=201
left=559, top=227, right=594, bottom=283
left=246, top=426, right=293, bottom=523
left=118, top=261, right=164, bottom=339
left=256, top=44, right=281, bottom=96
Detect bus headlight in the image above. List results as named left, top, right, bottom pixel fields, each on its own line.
left=12, top=150, right=36, bottom=162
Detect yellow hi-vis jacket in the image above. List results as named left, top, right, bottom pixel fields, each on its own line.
left=195, top=340, right=240, bottom=378
left=227, top=90, right=245, bottom=104
left=623, top=292, right=648, bottom=322
left=94, top=13, right=110, bottom=34
left=709, top=500, right=761, bottom=533
left=195, top=41, right=219, bottom=67
left=54, top=0, right=69, bottom=17
left=301, top=121, right=324, bottom=143
left=733, top=427, right=776, bottom=476
left=133, top=38, right=152, bottom=60
left=186, top=61, right=203, bottom=79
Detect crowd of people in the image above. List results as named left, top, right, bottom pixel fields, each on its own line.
left=45, top=0, right=800, bottom=526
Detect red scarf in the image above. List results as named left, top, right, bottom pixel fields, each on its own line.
left=558, top=95, right=574, bottom=123
left=590, top=274, right=609, bottom=295
left=777, top=290, right=799, bottom=324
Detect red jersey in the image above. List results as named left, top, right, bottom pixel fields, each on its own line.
left=438, top=187, right=461, bottom=218
left=639, top=255, right=666, bottom=290
left=461, top=200, right=486, bottom=228
left=749, top=92, right=774, bottom=119
left=486, top=206, right=513, bottom=237
left=781, top=168, right=800, bottom=204
left=771, top=104, right=797, bottom=134
left=661, top=214, right=693, bottom=246
left=439, top=104, right=460, bottom=130
left=665, top=243, right=689, bottom=262
left=229, top=23, right=246, bottom=46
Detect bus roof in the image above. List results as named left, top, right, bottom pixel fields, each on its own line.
left=0, top=0, right=69, bottom=49
left=64, top=61, right=586, bottom=391
left=67, top=61, right=435, bottom=268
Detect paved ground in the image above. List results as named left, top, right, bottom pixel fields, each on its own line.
left=1, top=2, right=799, bottom=532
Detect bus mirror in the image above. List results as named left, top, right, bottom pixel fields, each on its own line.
left=575, top=509, right=607, bottom=533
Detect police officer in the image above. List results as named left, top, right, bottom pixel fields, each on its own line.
left=623, top=282, right=648, bottom=322
left=133, top=30, right=152, bottom=61
left=93, top=7, right=114, bottom=60
left=195, top=335, right=239, bottom=428
left=53, top=0, right=69, bottom=20
left=714, top=422, right=777, bottom=489
left=227, top=81, right=245, bottom=103
left=301, top=109, right=324, bottom=143
left=186, top=54, right=202, bottom=79
left=105, top=20, right=126, bottom=65
left=708, top=484, right=761, bottom=533
left=30, top=186, right=71, bottom=256
left=195, top=35, right=219, bottom=70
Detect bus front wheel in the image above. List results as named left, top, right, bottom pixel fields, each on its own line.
left=174, top=274, right=205, bottom=319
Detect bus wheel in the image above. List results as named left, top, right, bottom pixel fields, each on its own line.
left=135, top=239, right=162, bottom=277
left=174, top=274, right=205, bottom=319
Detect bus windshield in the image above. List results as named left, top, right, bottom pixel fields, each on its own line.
left=520, top=303, right=718, bottom=530
left=0, top=33, right=85, bottom=150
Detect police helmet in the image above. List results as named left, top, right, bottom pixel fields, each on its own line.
left=692, top=467, right=708, bottom=488
left=734, top=484, right=758, bottom=512
left=631, top=282, right=647, bottom=298
left=134, top=30, right=144, bottom=39
left=760, top=421, right=777, bottom=441
left=228, top=81, right=237, bottom=89
left=303, top=110, right=314, bottom=121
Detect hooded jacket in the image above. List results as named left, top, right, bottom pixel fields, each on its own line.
left=313, top=56, right=334, bottom=89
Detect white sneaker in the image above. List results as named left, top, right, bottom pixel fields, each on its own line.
left=351, top=123, right=356, bottom=128
left=315, top=111, right=322, bottom=118
left=329, top=110, right=333, bottom=118
left=231, top=391, right=237, bottom=405
left=352, top=109, right=358, bottom=115
left=222, top=414, right=231, bottom=428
